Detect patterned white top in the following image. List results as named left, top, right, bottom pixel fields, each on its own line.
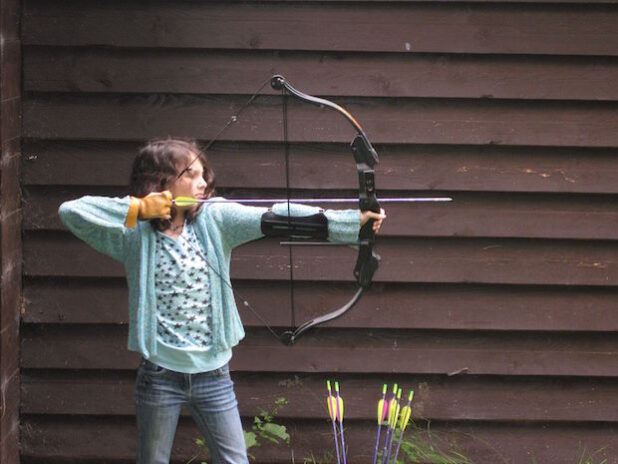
left=154, top=223, right=213, bottom=350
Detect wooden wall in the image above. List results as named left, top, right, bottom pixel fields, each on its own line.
left=20, top=1, right=618, bottom=463
left=0, top=0, right=21, bottom=462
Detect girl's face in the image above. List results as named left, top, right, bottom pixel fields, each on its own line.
left=168, top=156, right=208, bottom=205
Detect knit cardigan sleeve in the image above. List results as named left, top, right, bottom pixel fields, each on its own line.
left=201, top=199, right=361, bottom=249
left=58, top=195, right=134, bottom=262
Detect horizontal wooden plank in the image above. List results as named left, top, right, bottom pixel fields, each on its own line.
left=24, top=47, right=618, bottom=101
left=23, top=278, right=618, bottom=332
left=24, top=233, right=618, bottom=286
left=23, top=1, right=618, bottom=56
left=23, top=94, right=618, bottom=147
left=21, top=371, right=618, bottom=423
left=20, top=325, right=618, bottom=377
left=19, top=415, right=618, bottom=463
left=24, top=187, right=618, bottom=240
left=1, top=39, right=21, bottom=101
left=158, top=0, right=618, bottom=2
left=2, top=96, right=21, bottom=145
left=87, top=0, right=618, bottom=2
left=22, top=141, right=618, bottom=194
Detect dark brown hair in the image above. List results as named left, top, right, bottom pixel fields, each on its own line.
left=129, top=138, right=216, bottom=230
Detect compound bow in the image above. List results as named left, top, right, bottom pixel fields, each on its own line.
left=181, top=74, right=382, bottom=345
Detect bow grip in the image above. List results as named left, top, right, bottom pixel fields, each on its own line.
left=354, top=218, right=381, bottom=287
left=353, top=133, right=381, bottom=288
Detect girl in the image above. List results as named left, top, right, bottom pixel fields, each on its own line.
left=58, top=138, right=385, bottom=463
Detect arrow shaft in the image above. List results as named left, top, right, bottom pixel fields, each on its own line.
left=174, top=197, right=452, bottom=205
left=335, top=387, right=347, bottom=464
left=327, top=382, right=342, bottom=464
left=331, top=409, right=342, bottom=464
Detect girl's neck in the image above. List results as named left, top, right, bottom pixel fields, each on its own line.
left=163, top=214, right=186, bottom=238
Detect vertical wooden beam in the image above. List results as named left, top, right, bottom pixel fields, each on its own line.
left=0, top=0, right=21, bottom=462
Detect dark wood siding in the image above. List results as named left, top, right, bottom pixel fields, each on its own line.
left=20, top=1, right=618, bottom=463
left=0, top=0, right=22, bottom=463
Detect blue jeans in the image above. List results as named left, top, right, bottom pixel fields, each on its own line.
left=134, top=358, right=249, bottom=464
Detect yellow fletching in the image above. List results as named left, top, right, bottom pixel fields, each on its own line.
left=327, top=396, right=337, bottom=421
left=391, top=402, right=401, bottom=428
left=337, top=397, right=344, bottom=422
left=377, top=398, right=386, bottom=423
left=173, top=196, right=199, bottom=207
left=399, top=405, right=412, bottom=432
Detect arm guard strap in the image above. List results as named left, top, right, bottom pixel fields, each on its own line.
left=261, top=211, right=328, bottom=240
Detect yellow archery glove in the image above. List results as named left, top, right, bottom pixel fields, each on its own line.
left=126, top=191, right=173, bottom=228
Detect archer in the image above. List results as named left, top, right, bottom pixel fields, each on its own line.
left=58, top=137, right=385, bottom=463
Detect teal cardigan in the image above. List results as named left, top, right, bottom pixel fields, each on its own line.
left=58, top=196, right=361, bottom=358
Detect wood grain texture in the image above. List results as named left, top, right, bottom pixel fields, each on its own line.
left=23, top=141, right=618, bottom=194
left=23, top=278, right=618, bottom=332
left=20, top=416, right=618, bottom=463
left=24, top=232, right=618, bottom=286
left=21, top=371, right=618, bottom=422
left=0, top=0, right=21, bottom=462
left=20, top=325, right=618, bottom=377
left=23, top=94, right=618, bottom=147
left=18, top=0, right=618, bottom=462
left=24, top=48, right=618, bottom=101
left=25, top=187, right=618, bottom=240
left=23, top=1, right=618, bottom=56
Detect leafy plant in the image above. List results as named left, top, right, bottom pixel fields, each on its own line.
left=294, top=451, right=335, bottom=464
left=244, top=396, right=291, bottom=459
left=189, top=396, right=290, bottom=463
left=576, top=446, right=608, bottom=464
left=380, top=422, right=475, bottom=464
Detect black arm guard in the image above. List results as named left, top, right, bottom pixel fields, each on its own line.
left=261, top=211, right=328, bottom=240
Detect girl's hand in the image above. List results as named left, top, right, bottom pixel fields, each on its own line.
left=360, top=208, right=386, bottom=234
left=137, top=191, right=173, bottom=220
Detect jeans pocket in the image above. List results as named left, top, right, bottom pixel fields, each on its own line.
left=215, top=363, right=230, bottom=378
left=140, top=359, right=168, bottom=376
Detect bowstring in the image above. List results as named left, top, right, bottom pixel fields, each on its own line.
left=176, top=76, right=274, bottom=181
left=175, top=222, right=284, bottom=342
left=172, top=76, right=285, bottom=341
left=281, top=84, right=297, bottom=331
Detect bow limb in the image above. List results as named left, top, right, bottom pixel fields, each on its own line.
left=271, top=75, right=367, bottom=136
left=271, top=75, right=382, bottom=345
left=280, top=287, right=366, bottom=345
